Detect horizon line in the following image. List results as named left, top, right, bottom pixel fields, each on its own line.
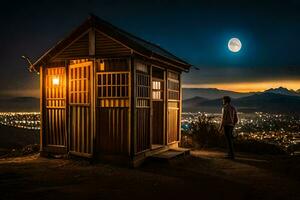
left=182, top=81, right=300, bottom=93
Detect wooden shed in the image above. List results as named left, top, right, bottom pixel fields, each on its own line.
left=30, top=15, right=191, bottom=166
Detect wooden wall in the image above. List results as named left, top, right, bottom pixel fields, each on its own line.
left=152, top=67, right=165, bottom=145
left=51, top=28, right=131, bottom=63
left=45, top=67, right=67, bottom=147
left=52, top=32, right=90, bottom=61
left=95, top=59, right=130, bottom=155
left=135, top=62, right=151, bottom=153
left=96, top=108, right=129, bottom=154
left=167, top=71, right=180, bottom=144
left=69, top=60, right=93, bottom=156
left=152, top=101, right=164, bottom=144
left=95, top=31, right=131, bottom=57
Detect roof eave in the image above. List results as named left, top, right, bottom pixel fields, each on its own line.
left=30, top=15, right=192, bottom=72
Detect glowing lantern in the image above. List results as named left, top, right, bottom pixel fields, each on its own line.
left=52, top=77, right=60, bottom=86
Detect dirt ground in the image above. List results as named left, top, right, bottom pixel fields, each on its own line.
left=0, top=124, right=39, bottom=156
left=0, top=150, right=299, bottom=200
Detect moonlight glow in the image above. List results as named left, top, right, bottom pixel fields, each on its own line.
left=228, top=38, right=242, bottom=52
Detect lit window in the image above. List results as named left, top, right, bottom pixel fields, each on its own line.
left=152, top=81, right=161, bottom=90
left=152, top=81, right=162, bottom=100
left=153, top=91, right=161, bottom=99
left=99, top=61, right=105, bottom=71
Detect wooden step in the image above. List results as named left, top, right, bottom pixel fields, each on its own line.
left=149, top=147, right=190, bottom=162
left=293, top=151, right=300, bottom=156
left=170, top=147, right=191, bottom=155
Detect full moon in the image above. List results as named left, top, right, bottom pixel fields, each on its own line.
left=228, top=38, right=242, bottom=53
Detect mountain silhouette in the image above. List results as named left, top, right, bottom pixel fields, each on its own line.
left=0, top=97, right=39, bottom=112
left=265, top=87, right=300, bottom=96
left=183, top=96, right=209, bottom=110
left=182, top=88, right=254, bottom=100
left=183, top=87, right=300, bottom=100
left=183, top=92, right=300, bottom=114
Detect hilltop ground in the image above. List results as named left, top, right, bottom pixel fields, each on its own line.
left=0, top=124, right=39, bottom=156
left=0, top=150, right=299, bottom=200
left=0, top=124, right=299, bottom=200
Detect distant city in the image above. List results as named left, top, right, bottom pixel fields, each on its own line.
left=0, top=111, right=299, bottom=150
left=182, top=112, right=300, bottom=150
left=0, top=112, right=40, bottom=130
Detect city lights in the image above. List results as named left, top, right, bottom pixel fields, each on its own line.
left=0, top=112, right=40, bottom=130
left=0, top=111, right=299, bottom=151
left=182, top=112, right=300, bottom=150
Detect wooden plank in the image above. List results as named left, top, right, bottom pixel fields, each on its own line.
left=149, top=65, right=153, bottom=147
left=69, top=150, right=92, bottom=158
left=52, top=31, right=90, bottom=61
left=68, top=61, right=93, bottom=155
left=178, top=72, right=182, bottom=142
left=89, top=28, right=95, bottom=56
left=66, top=61, right=70, bottom=150
left=127, top=58, right=131, bottom=156
left=130, top=57, right=136, bottom=156
left=40, top=66, right=45, bottom=151
left=91, top=59, right=96, bottom=154
left=165, top=69, right=169, bottom=145
left=95, top=30, right=131, bottom=56
left=44, top=67, right=67, bottom=147
left=152, top=101, right=164, bottom=144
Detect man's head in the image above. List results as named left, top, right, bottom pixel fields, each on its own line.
left=222, top=96, right=231, bottom=105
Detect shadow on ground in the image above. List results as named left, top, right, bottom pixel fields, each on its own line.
left=0, top=150, right=299, bottom=200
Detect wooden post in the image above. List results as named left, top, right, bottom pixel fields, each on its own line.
left=165, top=69, right=169, bottom=145
left=130, top=56, right=136, bottom=157
left=149, top=65, right=153, bottom=149
left=178, top=72, right=182, bottom=143
left=89, top=26, right=96, bottom=156
left=89, top=28, right=95, bottom=56
left=65, top=61, right=70, bottom=154
left=39, top=66, right=46, bottom=152
left=163, top=69, right=166, bottom=146
left=128, top=58, right=131, bottom=156
left=90, top=58, right=96, bottom=155
left=68, top=61, right=72, bottom=155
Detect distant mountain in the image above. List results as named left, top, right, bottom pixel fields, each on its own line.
left=183, top=87, right=300, bottom=101
left=182, top=96, right=208, bottom=110
left=264, top=87, right=300, bottom=96
left=234, top=93, right=300, bottom=114
left=0, top=97, right=39, bottom=112
left=182, top=88, right=255, bottom=100
left=183, top=93, right=300, bottom=114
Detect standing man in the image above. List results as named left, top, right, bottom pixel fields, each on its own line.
left=219, top=96, right=238, bottom=159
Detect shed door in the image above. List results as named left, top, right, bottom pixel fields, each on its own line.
left=69, top=61, right=93, bottom=156
left=95, top=59, right=130, bottom=155
left=45, top=67, right=67, bottom=148
left=151, top=68, right=164, bottom=145
left=167, top=71, right=180, bottom=143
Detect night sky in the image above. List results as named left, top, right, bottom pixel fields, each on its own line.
left=1, top=0, right=300, bottom=97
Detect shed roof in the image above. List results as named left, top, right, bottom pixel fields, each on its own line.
left=31, top=14, right=191, bottom=71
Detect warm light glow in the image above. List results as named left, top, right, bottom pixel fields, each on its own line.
left=183, top=80, right=300, bottom=93
left=52, top=77, right=60, bottom=86
left=228, top=38, right=242, bottom=52
left=152, top=81, right=162, bottom=99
